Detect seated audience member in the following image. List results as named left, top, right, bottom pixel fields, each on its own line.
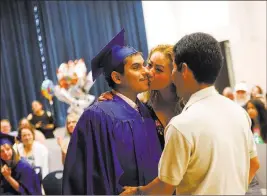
left=57, top=113, right=79, bottom=164
left=246, top=99, right=267, bottom=144
left=15, top=124, right=49, bottom=179
left=0, top=119, right=17, bottom=136
left=222, top=87, right=234, bottom=100
left=27, top=100, right=56, bottom=139
left=0, top=133, right=42, bottom=195
left=18, top=118, right=46, bottom=145
left=234, top=82, right=250, bottom=108
left=251, top=85, right=266, bottom=106
left=251, top=85, right=264, bottom=99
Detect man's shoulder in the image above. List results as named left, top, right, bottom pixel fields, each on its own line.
left=217, top=95, right=251, bottom=122
left=34, top=141, right=48, bottom=151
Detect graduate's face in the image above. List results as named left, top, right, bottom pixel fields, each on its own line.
left=120, top=54, right=150, bottom=93
left=147, top=51, right=173, bottom=90
left=21, top=128, right=34, bottom=146
left=0, top=144, right=13, bottom=161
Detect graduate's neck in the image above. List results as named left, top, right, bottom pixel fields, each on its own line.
left=115, top=88, right=138, bottom=103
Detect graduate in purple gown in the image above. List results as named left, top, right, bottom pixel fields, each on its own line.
left=0, top=133, right=42, bottom=195
left=62, top=29, right=162, bottom=195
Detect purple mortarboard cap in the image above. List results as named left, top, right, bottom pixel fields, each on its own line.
left=91, top=29, right=138, bottom=81
left=0, top=132, right=15, bottom=146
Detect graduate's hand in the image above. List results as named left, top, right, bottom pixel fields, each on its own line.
left=1, top=164, right=11, bottom=178
left=120, top=186, right=138, bottom=195
left=98, top=91, right=113, bottom=102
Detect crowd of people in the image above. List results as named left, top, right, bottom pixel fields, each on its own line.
left=222, top=82, right=267, bottom=144
left=0, top=101, right=79, bottom=194
left=1, top=30, right=266, bottom=195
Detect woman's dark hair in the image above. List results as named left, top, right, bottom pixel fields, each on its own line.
left=246, top=99, right=267, bottom=142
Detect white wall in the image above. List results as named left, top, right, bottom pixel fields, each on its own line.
left=142, top=1, right=266, bottom=92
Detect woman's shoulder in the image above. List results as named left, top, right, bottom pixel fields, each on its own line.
left=13, top=143, right=23, bottom=153
left=33, top=141, right=48, bottom=152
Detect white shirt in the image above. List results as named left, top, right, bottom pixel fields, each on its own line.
left=112, top=90, right=139, bottom=111
left=16, top=141, right=49, bottom=179
left=158, top=86, right=257, bottom=195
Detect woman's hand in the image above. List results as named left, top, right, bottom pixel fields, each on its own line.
left=120, top=186, right=138, bottom=195
left=57, top=136, right=63, bottom=148
left=35, top=121, right=42, bottom=128
left=98, top=91, right=114, bottom=102
left=45, top=124, right=54, bottom=129
left=1, top=164, right=12, bottom=178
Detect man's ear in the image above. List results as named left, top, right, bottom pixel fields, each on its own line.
left=111, top=71, right=122, bottom=85
left=181, top=63, right=189, bottom=78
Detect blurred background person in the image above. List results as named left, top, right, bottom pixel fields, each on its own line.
left=251, top=85, right=264, bottom=99
left=234, top=81, right=250, bottom=108
left=251, top=85, right=266, bottom=106
left=27, top=100, right=56, bottom=139
left=18, top=118, right=46, bottom=145
left=15, top=124, right=49, bottom=179
left=57, top=113, right=79, bottom=164
left=222, top=86, right=234, bottom=101
left=246, top=99, right=267, bottom=144
left=0, top=133, right=42, bottom=195
left=0, top=119, right=17, bottom=136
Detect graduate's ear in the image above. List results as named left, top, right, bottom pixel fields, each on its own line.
left=111, top=71, right=122, bottom=85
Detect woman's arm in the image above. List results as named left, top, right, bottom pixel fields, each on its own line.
left=1, top=165, right=19, bottom=192
left=5, top=176, right=20, bottom=192
left=61, top=149, right=67, bottom=165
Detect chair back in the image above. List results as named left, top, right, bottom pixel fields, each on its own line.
left=42, top=170, right=63, bottom=195
left=33, top=166, right=42, bottom=182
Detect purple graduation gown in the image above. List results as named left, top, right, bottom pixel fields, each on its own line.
left=62, top=95, right=162, bottom=195
left=0, top=158, right=42, bottom=195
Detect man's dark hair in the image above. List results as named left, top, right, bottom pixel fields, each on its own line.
left=104, top=52, right=142, bottom=89
left=173, top=32, right=223, bottom=84
left=104, top=62, right=125, bottom=89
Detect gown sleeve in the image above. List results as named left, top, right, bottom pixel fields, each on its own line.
left=16, top=160, right=42, bottom=195
left=62, top=105, right=124, bottom=195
